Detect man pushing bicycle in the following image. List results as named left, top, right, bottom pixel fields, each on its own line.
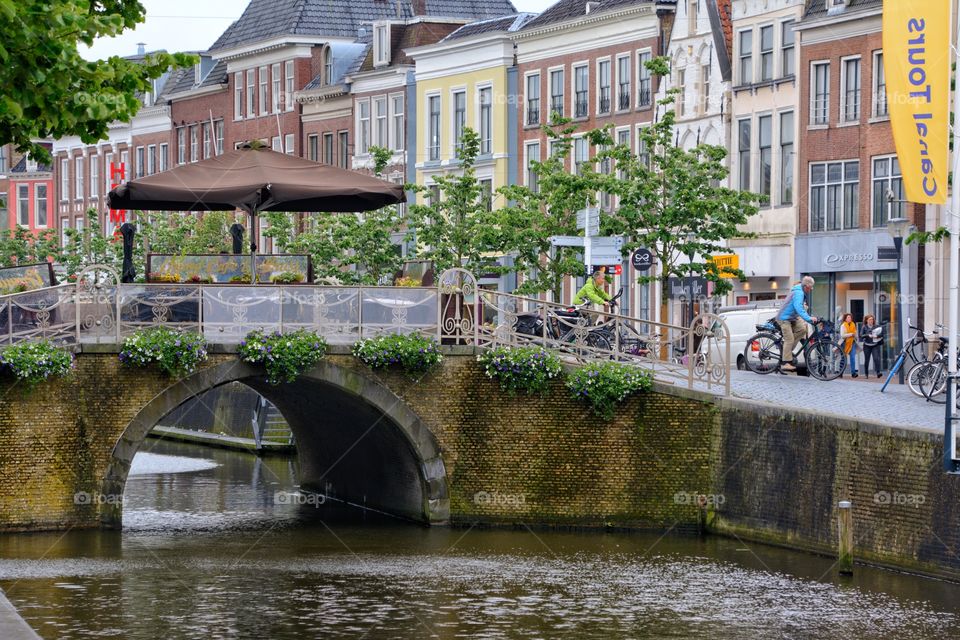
left=777, top=275, right=819, bottom=373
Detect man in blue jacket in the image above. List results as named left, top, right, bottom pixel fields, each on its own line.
left=776, top=275, right=819, bottom=372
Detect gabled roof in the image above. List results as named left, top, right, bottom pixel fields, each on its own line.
left=520, top=0, right=663, bottom=31
left=165, top=58, right=229, bottom=99
left=303, top=43, right=369, bottom=90
left=803, top=0, right=881, bottom=20
left=10, top=156, right=51, bottom=174
left=356, top=21, right=465, bottom=72
left=443, top=12, right=535, bottom=40
left=209, top=0, right=518, bottom=52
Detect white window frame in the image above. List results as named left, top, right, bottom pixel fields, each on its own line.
left=104, top=153, right=113, bottom=196
left=90, top=155, right=99, bottom=198
left=390, top=93, right=404, bottom=151
left=177, top=128, right=186, bottom=164
left=573, top=135, right=589, bottom=175
left=871, top=155, right=904, bottom=227
left=374, top=23, right=391, bottom=67
left=759, top=23, right=774, bottom=82
left=308, top=134, right=319, bottom=161
left=872, top=51, right=887, bottom=118
left=549, top=66, right=565, bottom=119
left=135, top=146, right=144, bottom=178
left=810, top=60, right=830, bottom=125
left=16, top=184, right=29, bottom=226
left=190, top=126, right=198, bottom=163
left=840, top=55, right=861, bottom=124
left=477, top=84, right=493, bottom=155
left=572, top=62, right=589, bottom=119
left=271, top=63, right=282, bottom=112
left=636, top=49, right=652, bottom=107
left=284, top=133, right=294, bottom=155
left=426, top=92, right=441, bottom=162
left=246, top=69, right=255, bottom=118
left=147, top=144, right=156, bottom=175
left=757, top=112, right=773, bottom=199
left=779, top=110, right=795, bottom=206
left=234, top=72, right=243, bottom=119
left=738, top=28, right=753, bottom=85
left=781, top=19, right=796, bottom=78
left=159, top=143, right=169, bottom=171
left=451, top=88, right=467, bottom=158
left=61, top=218, right=70, bottom=245
left=284, top=60, right=295, bottom=111
left=74, top=156, right=84, bottom=201
left=596, top=57, right=611, bottom=115
left=676, top=67, right=687, bottom=117
left=357, top=98, right=371, bottom=156
left=215, top=121, right=224, bottom=156
left=525, top=71, right=541, bottom=126
left=616, top=54, right=631, bottom=112
left=60, top=158, right=70, bottom=201
left=373, top=96, right=388, bottom=149
left=737, top=118, right=751, bottom=192
left=34, top=183, right=48, bottom=228
left=203, top=123, right=211, bottom=159
left=259, top=66, right=268, bottom=115
left=524, top=140, right=540, bottom=192
left=808, top=160, right=859, bottom=232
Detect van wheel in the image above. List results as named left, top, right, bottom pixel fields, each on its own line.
left=736, top=355, right=746, bottom=371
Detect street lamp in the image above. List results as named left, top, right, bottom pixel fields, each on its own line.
left=685, top=231, right=696, bottom=328
left=886, top=211, right=912, bottom=385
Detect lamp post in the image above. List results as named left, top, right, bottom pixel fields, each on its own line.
left=685, top=231, right=696, bottom=328
left=886, top=214, right=912, bottom=385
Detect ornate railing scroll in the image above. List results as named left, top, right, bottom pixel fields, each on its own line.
left=118, top=285, right=202, bottom=337
left=76, top=265, right=120, bottom=344
left=360, top=287, right=438, bottom=340
left=437, top=268, right=479, bottom=345
left=687, top=313, right=732, bottom=395
left=0, top=284, right=77, bottom=347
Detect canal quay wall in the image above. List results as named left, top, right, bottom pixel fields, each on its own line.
left=0, top=348, right=958, bottom=580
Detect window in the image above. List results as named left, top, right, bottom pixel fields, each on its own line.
left=90, top=156, right=99, bottom=197
left=872, top=157, right=904, bottom=227
left=758, top=115, right=772, bottom=197
left=308, top=135, right=318, bottom=161
left=391, top=95, right=405, bottom=151
left=323, top=133, right=334, bottom=164
left=574, top=65, right=588, bottom=118
left=780, top=111, right=794, bottom=205
left=760, top=25, right=774, bottom=82
left=550, top=69, right=564, bottom=117
left=0, top=146, right=6, bottom=173
left=479, top=179, right=493, bottom=212
left=246, top=69, right=255, bottom=117
left=636, top=127, right=650, bottom=167
left=215, top=121, right=224, bottom=156
left=75, top=157, right=84, bottom=199
left=809, top=161, right=859, bottom=232
left=598, top=59, right=611, bottom=114
left=782, top=21, right=795, bottom=77
left=285, top=61, right=295, bottom=110
left=190, top=126, right=198, bottom=162
left=374, top=24, right=390, bottom=67
left=617, top=56, right=630, bottom=110
left=374, top=96, right=388, bottom=148
left=637, top=51, right=652, bottom=106
left=841, top=57, right=861, bottom=122
left=677, top=68, right=686, bottom=117
left=61, top=218, right=70, bottom=245
left=526, top=73, right=540, bottom=125
left=525, top=141, right=540, bottom=193
left=479, top=86, right=492, bottom=155
left=272, top=136, right=282, bottom=152
left=258, top=66, right=268, bottom=115
left=75, top=215, right=84, bottom=235
left=35, top=184, right=47, bottom=227
left=271, top=63, right=281, bottom=112
left=60, top=159, right=69, bottom=201
left=811, top=62, right=830, bottom=125
left=701, top=64, right=710, bottom=114
left=739, top=30, right=753, bottom=84
left=358, top=99, right=370, bottom=155
left=738, top=120, right=751, bottom=191
left=873, top=52, right=887, bottom=117
left=452, top=90, right=466, bottom=156
left=159, top=143, right=169, bottom=171
left=427, top=95, right=440, bottom=161
left=104, top=153, right=113, bottom=195
left=177, top=128, right=186, bottom=164
left=324, top=48, right=333, bottom=85
left=688, top=0, right=698, bottom=36
left=573, top=136, right=589, bottom=175
left=234, top=72, right=243, bottom=119
left=284, top=134, right=294, bottom=155
left=203, top=124, right=212, bottom=159
left=16, top=184, right=29, bottom=226
left=135, top=147, right=144, bottom=178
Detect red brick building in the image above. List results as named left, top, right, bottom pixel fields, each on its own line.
left=796, top=0, right=923, bottom=361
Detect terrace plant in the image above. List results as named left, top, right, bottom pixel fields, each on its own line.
left=566, top=362, right=652, bottom=420
left=119, top=327, right=208, bottom=377
left=0, top=341, right=74, bottom=387
left=238, top=329, right=328, bottom=385
left=477, top=345, right=562, bottom=395
left=353, top=333, right=442, bottom=376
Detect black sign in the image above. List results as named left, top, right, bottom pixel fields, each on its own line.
left=631, top=248, right=653, bottom=272
left=877, top=246, right=899, bottom=261
left=667, top=276, right=709, bottom=300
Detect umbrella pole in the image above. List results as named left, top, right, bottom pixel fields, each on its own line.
left=250, top=209, right=257, bottom=284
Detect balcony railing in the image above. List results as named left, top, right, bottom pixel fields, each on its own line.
left=550, top=97, right=564, bottom=118
left=638, top=84, right=651, bottom=107
left=575, top=94, right=589, bottom=118
left=598, top=92, right=611, bottom=114
left=526, top=102, right=540, bottom=126
left=618, top=89, right=630, bottom=110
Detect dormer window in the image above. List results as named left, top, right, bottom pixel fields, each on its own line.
left=827, top=0, right=849, bottom=13
left=323, top=47, right=333, bottom=85
left=374, top=23, right=391, bottom=68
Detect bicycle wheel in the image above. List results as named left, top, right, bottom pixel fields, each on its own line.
left=907, top=362, right=936, bottom=398
left=922, top=361, right=948, bottom=404
left=806, top=340, right=845, bottom=381
left=743, top=331, right=781, bottom=374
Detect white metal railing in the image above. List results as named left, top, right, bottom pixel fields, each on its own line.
left=0, top=266, right=731, bottom=394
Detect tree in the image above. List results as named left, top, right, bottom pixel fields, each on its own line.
left=603, top=57, right=762, bottom=322
left=498, top=120, right=609, bottom=300
left=0, top=1, right=195, bottom=165
left=406, top=128, right=504, bottom=274
left=0, top=226, right=61, bottom=268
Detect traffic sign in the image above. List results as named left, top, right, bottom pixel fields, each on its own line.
left=576, top=208, right=600, bottom=236
left=631, top=248, right=653, bottom=272
left=589, top=236, right=624, bottom=265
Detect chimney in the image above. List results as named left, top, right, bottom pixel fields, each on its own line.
left=412, top=0, right=427, bottom=16
left=137, top=42, right=146, bottom=56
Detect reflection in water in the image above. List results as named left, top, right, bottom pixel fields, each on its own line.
left=0, top=440, right=955, bottom=639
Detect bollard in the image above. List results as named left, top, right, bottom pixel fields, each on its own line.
left=838, top=500, right=853, bottom=575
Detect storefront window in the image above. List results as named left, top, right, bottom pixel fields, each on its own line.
left=873, top=270, right=899, bottom=368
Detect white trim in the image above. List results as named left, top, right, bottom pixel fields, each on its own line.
left=839, top=54, right=862, bottom=125
left=809, top=59, right=830, bottom=126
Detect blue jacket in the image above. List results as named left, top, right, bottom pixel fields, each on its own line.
left=777, top=284, right=813, bottom=323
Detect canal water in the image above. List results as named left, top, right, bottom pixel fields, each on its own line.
left=0, top=440, right=957, bottom=639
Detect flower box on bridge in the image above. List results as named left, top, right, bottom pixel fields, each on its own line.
left=146, top=254, right=312, bottom=285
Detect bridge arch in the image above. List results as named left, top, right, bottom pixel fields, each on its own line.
left=100, top=360, right=450, bottom=527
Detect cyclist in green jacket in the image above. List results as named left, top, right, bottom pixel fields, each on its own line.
left=573, top=268, right=612, bottom=322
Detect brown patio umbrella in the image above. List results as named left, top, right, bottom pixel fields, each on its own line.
left=108, top=145, right=406, bottom=252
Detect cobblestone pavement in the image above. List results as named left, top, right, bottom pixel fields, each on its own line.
left=724, top=369, right=949, bottom=433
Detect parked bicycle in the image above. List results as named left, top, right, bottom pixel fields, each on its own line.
left=916, top=335, right=957, bottom=405
left=512, top=298, right=612, bottom=355
left=880, top=320, right=943, bottom=396
left=743, top=315, right=845, bottom=380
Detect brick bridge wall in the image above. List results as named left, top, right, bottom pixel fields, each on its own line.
left=0, top=348, right=958, bottom=579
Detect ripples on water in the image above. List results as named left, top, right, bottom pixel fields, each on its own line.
left=0, top=442, right=955, bottom=639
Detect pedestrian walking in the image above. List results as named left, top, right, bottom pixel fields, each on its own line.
left=859, top=314, right=883, bottom=378
left=839, top=313, right=859, bottom=378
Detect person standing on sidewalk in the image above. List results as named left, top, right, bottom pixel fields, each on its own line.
left=776, top=276, right=819, bottom=373
left=839, top=313, right=859, bottom=378
left=859, top=314, right=884, bottom=378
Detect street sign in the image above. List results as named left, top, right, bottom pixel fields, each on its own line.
left=631, top=248, right=653, bottom=272
left=576, top=208, right=600, bottom=235
left=877, top=246, right=899, bottom=261
left=668, top=276, right=709, bottom=300
left=549, top=235, right=585, bottom=247
left=709, top=253, right=739, bottom=278
left=589, top=236, right=624, bottom=265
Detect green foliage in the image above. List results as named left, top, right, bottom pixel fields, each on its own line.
left=270, top=271, right=304, bottom=284
left=406, top=128, right=504, bottom=274
left=238, top=329, right=328, bottom=385
left=477, top=346, right=562, bottom=395
left=0, top=341, right=73, bottom=387
left=906, top=227, right=950, bottom=245
left=59, top=208, right=124, bottom=277
left=566, top=362, right=652, bottom=420
left=119, top=327, right=208, bottom=377
left=0, top=2, right=196, bottom=164
left=0, top=227, right=61, bottom=268
left=353, top=333, right=442, bottom=376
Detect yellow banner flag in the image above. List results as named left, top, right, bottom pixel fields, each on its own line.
left=882, top=4, right=952, bottom=204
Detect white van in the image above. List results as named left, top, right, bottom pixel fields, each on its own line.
left=705, top=302, right=808, bottom=370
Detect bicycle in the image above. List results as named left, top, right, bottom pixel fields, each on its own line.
left=743, top=315, right=845, bottom=381
left=917, top=336, right=957, bottom=405
left=880, top=320, right=943, bottom=394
